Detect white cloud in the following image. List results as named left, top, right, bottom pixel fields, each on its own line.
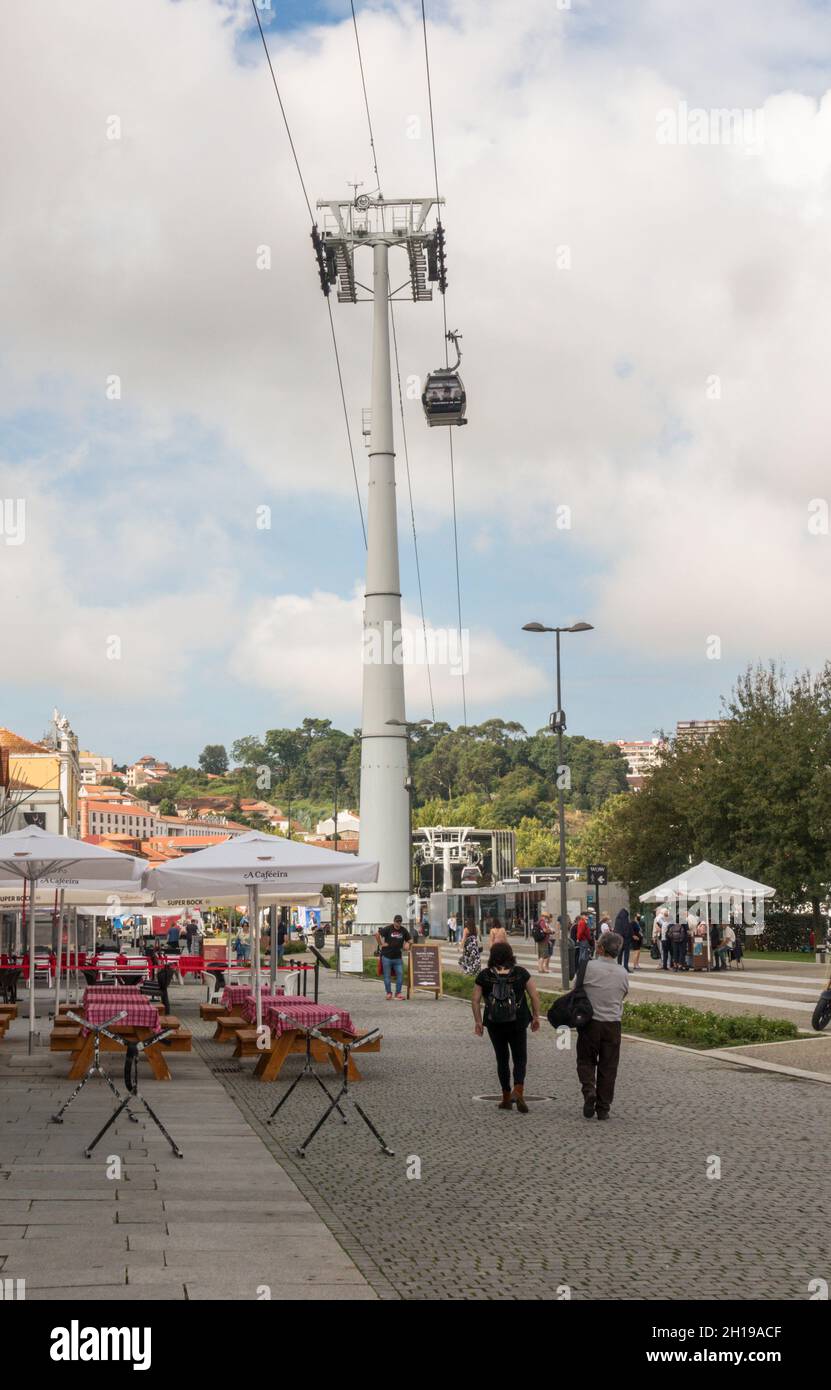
left=230, top=584, right=547, bottom=717
left=2, top=0, right=831, bottom=710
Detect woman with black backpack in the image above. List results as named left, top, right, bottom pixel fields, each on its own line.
left=471, top=941, right=541, bottom=1113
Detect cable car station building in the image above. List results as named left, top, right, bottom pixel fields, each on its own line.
left=412, top=825, right=628, bottom=937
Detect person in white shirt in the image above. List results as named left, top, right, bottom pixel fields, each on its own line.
left=654, top=909, right=671, bottom=971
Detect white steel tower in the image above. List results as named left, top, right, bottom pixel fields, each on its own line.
left=313, top=195, right=446, bottom=933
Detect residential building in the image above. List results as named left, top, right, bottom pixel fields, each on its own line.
left=315, top=810, right=360, bottom=837
left=78, top=784, right=142, bottom=808
left=675, top=719, right=728, bottom=744
left=125, top=756, right=172, bottom=787
left=79, top=750, right=114, bottom=784
left=80, top=799, right=157, bottom=841
left=151, top=815, right=249, bottom=839
left=615, top=738, right=665, bottom=790
left=0, top=713, right=80, bottom=836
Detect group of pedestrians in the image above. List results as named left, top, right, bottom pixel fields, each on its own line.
left=564, top=907, right=646, bottom=973
left=651, top=908, right=739, bottom=971
left=471, top=930, right=630, bottom=1120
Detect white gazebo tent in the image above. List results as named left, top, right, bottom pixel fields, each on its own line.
left=0, top=828, right=144, bottom=1051
left=145, top=832, right=379, bottom=1032
left=640, top=860, right=775, bottom=964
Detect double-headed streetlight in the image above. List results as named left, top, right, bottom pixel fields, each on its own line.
left=386, top=718, right=434, bottom=917
left=522, top=620, right=594, bottom=989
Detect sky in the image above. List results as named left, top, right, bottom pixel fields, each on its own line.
left=3, top=0, right=831, bottom=764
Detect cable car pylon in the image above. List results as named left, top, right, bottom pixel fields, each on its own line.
left=313, top=192, right=447, bottom=935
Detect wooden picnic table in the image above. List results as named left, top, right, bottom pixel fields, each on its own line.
left=67, top=1023, right=173, bottom=1081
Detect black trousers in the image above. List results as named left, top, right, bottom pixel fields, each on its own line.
left=486, top=1021, right=528, bottom=1091
left=576, top=1020, right=622, bottom=1114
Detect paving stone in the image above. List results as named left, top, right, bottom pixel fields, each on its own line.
left=26, top=1284, right=187, bottom=1300
left=198, top=971, right=831, bottom=1302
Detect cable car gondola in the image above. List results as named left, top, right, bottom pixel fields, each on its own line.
left=460, top=862, right=482, bottom=887
left=422, top=330, right=468, bottom=427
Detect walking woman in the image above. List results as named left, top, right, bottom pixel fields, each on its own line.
left=471, top=941, right=541, bottom=1113
left=459, top=920, right=482, bottom=976
left=487, top=916, right=508, bottom=951
left=533, top=913, right=552, bottom=973
left=630, top=913, right=644, bottom=970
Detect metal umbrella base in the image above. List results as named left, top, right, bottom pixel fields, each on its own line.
left=273, top=1026, right=393, bottom=1159
left=267, top=1014, right=348, bottom=1127
left=50, top=1011, right=138, bottom=1126
left=83, top=1033, right=183, bottom=1160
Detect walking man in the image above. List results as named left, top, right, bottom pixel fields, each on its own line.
left=614, top=907, right=633, bottom=972
left=654, top=907, right=671, bottom=970
left=576, top=931, right=629, bottom=1121
left=376, top=914, right=410, bottom=1000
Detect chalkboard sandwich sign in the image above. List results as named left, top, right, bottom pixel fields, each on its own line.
left=408, top=941, right=443, bottom=1000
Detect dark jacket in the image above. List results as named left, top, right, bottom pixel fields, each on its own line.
left=614, top=908, right=632, bottom=941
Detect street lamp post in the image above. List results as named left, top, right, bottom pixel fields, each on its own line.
left=522, top=620, right=594, bottom=989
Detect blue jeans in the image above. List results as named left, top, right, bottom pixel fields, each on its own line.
left=381, top=956, right=404, bottom=995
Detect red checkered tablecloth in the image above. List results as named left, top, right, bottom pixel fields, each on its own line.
left=84, top=1002, right=161, bottom=1032
left=263, top=1001, right=354, bottom=1037
left=241, top=992, right=285, bottom=1023
left=83, top=986, right=145, bottom=1008
left=222, top=985, right=253, bottom=1006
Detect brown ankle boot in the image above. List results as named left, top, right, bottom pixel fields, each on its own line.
left=497, top=1090, right=513, bottom=1110
left=512, top=1084, right=529, bottom=1114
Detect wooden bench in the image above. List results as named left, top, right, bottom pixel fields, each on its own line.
left=233, top=1028, right=262, bottom=1058
left=213, top=1014, right=250, bottom=1043
left=0, top=1004, right=18, bottom=1021
left=160, top=1029, right=192, bottom=1053
left=200, top=1003, right=226, bottom=1022
left=50, top=1026, right=82, bottom=1051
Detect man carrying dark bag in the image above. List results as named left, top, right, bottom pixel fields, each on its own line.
left=575, top=932, right=629, bottom=1121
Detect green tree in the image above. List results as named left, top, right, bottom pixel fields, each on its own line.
left=198, top=744, right=229, bottom=775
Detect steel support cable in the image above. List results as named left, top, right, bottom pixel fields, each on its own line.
left=250, top=0, right=366, bottom=547
left=349, top=0, right=437, bottom=718
left=420, top=0, right=467, bottom=723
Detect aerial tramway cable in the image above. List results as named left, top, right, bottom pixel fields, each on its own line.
left=348, top=0, right=437, bottom=722
left=250, top=0, right=366, bottom=548
left=420, top=0, right=468, bottom=725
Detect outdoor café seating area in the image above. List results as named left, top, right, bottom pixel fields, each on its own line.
left=200, top=979, right=381, bottom=1082
left=49, top=983, right=193, bottom=1080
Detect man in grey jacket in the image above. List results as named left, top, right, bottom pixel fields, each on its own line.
left=576, top=932, right=629, bottom=1121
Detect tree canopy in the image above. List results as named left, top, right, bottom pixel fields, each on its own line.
left=575, top=663, right=831, bottom=919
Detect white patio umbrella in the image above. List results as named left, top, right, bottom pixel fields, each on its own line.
left=0, top=827, right=143, bottom=1051
left=145, top=831, right=378, bottom=1032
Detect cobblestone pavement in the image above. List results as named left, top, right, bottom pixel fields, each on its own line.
left=194, top=972, right=831, bottom=1302
left=439, top=943, right=826, bottom=1026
